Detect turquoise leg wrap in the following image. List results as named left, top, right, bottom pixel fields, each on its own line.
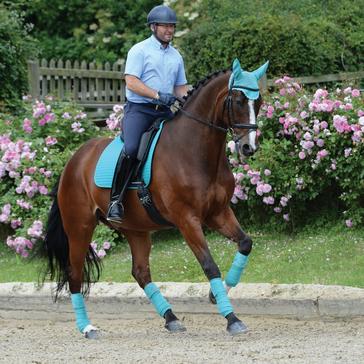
left=71, top=293, right=91, bottom=333
left=144, top=282, right=172, bottom=317
left=210, top=278, right=233, bottom=317
left=225, top=252, right=249, bottom=287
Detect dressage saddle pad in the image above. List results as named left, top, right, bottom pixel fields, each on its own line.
left=94, top=121, right=165, bottom=189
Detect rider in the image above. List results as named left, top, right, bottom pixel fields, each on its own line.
left=106, top=5, right=188, bottom=223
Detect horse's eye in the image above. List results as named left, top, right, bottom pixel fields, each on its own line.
left=237, top=94, right=245, bottom=105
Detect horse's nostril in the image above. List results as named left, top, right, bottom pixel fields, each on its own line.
left=242, top=144, right=253, bottom=156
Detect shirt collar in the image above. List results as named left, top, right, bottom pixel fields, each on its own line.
left=150, top=35, right=170, bottom=50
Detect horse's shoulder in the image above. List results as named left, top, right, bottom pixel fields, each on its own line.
left=81, top=136, right=113, bottom=149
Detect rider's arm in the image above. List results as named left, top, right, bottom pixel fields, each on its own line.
left=174, top=84, right=189, bottom=98
left=125, top=75, right=159, bottom=100
left=173, top=56, right=188, bottom=99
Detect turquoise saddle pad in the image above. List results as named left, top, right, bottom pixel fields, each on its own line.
left=94, top=121, right=165, bottom=189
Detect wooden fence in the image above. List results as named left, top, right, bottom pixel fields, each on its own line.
left=28, top=59, right=363, bottom=121
left=27, top=59, right=125, bottom=121
left=260, top=71, right=364, bottom=90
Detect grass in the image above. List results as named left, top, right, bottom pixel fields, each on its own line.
left=0, top=224, right=363, bottom=287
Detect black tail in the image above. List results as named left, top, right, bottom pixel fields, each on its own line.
left=36, top=180, right=102, bottom=301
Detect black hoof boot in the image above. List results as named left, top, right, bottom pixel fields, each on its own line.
left=164, top=309, right=186, bottom=333
left=106, top=201, right=124, bottom=223
left=226, top=312, right=248, bottom=336
left=209, top=289, right=217, bottom=304
left=85, top=329, right=101, bottom=340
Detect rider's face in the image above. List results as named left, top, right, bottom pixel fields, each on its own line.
left=152, top=23, right=175, bottom=43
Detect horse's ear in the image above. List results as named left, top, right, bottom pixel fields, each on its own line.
left=232, top=58, right=242, bottom=78
left=252, top=61, right=269, bottom=80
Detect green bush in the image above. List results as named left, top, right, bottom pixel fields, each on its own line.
left=179, top=0, right=364, bottom=83
left=0, top=6, right=37, bottom=110
left=0, top=97, right=119, bottom=257
left=229, top=79, right=364, bottom=230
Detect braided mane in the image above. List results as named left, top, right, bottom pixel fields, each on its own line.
left=182, top=68, right=230, bottom=103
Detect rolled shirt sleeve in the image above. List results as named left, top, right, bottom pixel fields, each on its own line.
left=175, top=57, right=187, bottom=86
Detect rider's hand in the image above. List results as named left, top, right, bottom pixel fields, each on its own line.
left=156, top=92, right=176, bottom=106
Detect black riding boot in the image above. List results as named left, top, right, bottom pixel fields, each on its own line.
left=106, top=150, right=137, bottom=223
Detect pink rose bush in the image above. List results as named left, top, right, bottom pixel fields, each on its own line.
left=229, top=77, right=363, bottom=228
left=0, top=97, right=116, bottom=257
left=90, top=239, right=113, bottom=259
left=105, top=104, right=123, bottom=132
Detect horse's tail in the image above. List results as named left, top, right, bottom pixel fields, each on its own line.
left=36, top=180, right=102, bottom=301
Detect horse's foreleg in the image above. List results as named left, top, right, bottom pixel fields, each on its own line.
left=125, top=230, right=186, bottom=332
left=178, top=216, right=247, bottom=335
left=207, top=207, right=252, bottom=297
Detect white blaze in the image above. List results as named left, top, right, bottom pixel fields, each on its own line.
left=248, top=100, right=256, bottom=150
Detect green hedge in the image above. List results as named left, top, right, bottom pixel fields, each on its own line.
left=179, top=0, right=364, bottom=82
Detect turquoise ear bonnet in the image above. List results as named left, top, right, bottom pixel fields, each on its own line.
left=228, top=59, right=269, bottom=100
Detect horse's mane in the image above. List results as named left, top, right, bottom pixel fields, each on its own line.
left=182, top=68, right=230, bottom=103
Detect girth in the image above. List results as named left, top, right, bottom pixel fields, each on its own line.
left=132, top=118, right=174, bottom=227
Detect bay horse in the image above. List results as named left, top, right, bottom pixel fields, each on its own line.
left=38, top=58, right=269, bottom=338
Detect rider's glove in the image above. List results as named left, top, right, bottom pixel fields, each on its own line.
left=156, top=91, right=176, bottom=106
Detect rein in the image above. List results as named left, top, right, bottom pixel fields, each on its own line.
left=177, top=107, right=229, bottom=133
left=175, top=86, right=259, bottom=137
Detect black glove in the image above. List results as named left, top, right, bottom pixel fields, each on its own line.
left=157, top=92, right=176, bottom=106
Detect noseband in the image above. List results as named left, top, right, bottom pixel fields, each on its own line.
left=176, top=85, right=259, bottom=139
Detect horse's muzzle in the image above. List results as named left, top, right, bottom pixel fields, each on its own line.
left=241, top=143, right=255, bottom=157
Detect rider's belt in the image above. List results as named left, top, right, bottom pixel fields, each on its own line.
left=142, top=103, right=169, bottom=111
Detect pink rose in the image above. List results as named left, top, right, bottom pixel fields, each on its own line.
left=345, top=219, right=353, bottom=228
left=227, top=141, right=236, bottom=153
left=103, top=241, right=111, bottom=250
left=352, top=89, right=360, bottom=97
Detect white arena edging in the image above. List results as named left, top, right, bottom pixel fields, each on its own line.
left=1, top=282, right=363, bottom=320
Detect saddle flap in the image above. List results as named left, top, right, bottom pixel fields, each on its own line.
left=94, top=120, right=166, bottom=189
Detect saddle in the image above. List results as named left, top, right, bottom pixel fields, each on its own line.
left=94, top=118, right=173, bottom=226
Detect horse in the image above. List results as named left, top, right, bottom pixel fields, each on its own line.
left=38, top=58, right=269, bottom=338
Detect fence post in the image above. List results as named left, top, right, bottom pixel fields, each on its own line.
left=27, top=60, right=40, bottom=99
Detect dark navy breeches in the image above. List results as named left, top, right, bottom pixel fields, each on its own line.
left=122, top=101, right=174, bottom=158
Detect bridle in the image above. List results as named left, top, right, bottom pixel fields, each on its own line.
left=175, top=85, right=259, bottom=143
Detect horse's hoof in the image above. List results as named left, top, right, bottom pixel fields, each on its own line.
left=209, top=289, right=217, bottom=304
left=85, top=329, right=101, bottom=339
left=165, top=320, right=186, bottom=333
left=227, top=320, right=248, bottom=336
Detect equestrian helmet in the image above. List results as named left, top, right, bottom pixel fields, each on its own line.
left=147, top=5, right=177, bottom=25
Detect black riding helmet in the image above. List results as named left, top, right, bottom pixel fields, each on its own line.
left=147, top=5, right=177, bottom=25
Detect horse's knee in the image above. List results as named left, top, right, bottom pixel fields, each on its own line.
left=201, top=258, right=221, bottom=280
left=131, top=265, right=151, bottom=287
left=238, top=235, right=253, bottom=255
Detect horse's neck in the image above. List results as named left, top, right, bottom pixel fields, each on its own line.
left=162, top=73, right=231, bottom=171
left=184, top=72, right=230, bottom=123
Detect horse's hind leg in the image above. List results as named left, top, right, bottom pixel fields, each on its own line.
left=124, top=230, right=186, bottom=332
left=61, top=206, right=100, bottom=339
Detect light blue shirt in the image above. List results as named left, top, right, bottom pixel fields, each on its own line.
left=125, top=35, right=187, bottom=103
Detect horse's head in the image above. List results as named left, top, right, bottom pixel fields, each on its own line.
left=225, top=59, right=269, bottom=160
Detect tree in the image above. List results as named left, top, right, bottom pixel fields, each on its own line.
left=0, top=5, right=37, bottom=110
